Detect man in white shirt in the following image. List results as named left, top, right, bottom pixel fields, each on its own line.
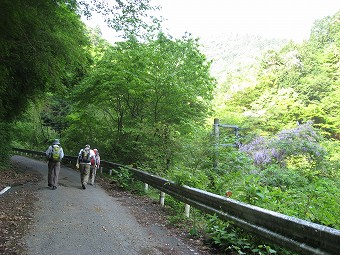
left=76, top=144, right=96, bottom=190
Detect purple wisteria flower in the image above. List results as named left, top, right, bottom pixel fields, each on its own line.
left=240, top=122, right=325, bottom=166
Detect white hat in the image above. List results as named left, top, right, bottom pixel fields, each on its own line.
left=52, top=139, right=60, bottom=145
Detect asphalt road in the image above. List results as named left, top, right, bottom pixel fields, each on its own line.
left=11, top=155, right=200, bottom=255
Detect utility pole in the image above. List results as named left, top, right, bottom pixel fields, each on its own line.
left=213, top=118, right=220, bottom=170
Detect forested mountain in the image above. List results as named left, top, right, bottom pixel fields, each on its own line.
left=198, top=33, right=289, bottom=115
left=200, top=33, right=288, bottom=83
left=217, top=11, right=340, bottom=138
left=202, top=11, right=340, bottom=237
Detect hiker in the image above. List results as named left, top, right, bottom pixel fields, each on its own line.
left=89, top=148, right=100, bottom=185
left=45, top=139, right=64, bottom=190
left=76, top=144, right=96, bottom=189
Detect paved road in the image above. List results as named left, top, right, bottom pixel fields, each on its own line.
left=11, top=156, right=200, bottom=255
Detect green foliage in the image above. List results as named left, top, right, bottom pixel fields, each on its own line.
left=11, top=101, right=58, bottom=150
left=162, top=196, right=187, bottom=218
left=217, top=12, right=340, bottom=140
left=216, top=148, right=255, bottom=174
left=67, top=33, right=215, bottom=168
left=79, top=0, right=160, bottom=40
left=296, top=179, right=340, bottom=227
left=204, top=215, right=293, bottom=255
left=110, top=167, right=135, bottom=190
left=40, top=94, right=72, bottom=136
left=1, top=0, right=159, bottom=163
left=0, top=122, right=12, bottom=167
left=0, top=0, right=90, bottom=122
left=259, top=165, right=308, bottom=190
left=319, top=140, right=340, bottom=178
left=200, top=33, right=287, bottom=84
left=168, top=166, right=210, bottom=189
left=239, top=175, right=270, bottom=205
left=5, top=3, right=340, bottom=253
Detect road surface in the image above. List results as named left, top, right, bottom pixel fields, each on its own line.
left=11, top=155, right=200, bottom=255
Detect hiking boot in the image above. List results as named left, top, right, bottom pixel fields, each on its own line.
left=52, top=186, right=57, bottom=190
left=82, top=184, right=86, bottom=190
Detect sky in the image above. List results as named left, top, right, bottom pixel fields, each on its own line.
left=83, top=0, right=340, bottom=43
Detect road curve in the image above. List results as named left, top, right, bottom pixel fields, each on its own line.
left=11, top=155, right=200, bottom=255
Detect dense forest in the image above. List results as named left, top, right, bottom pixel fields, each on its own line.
left=1, top=0, right=339, bottom=254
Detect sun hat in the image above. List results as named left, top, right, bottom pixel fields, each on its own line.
left=52, top=139, right=60, bottom=145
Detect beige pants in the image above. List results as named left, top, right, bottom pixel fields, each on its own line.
left=89, top=165, right=97, bottom=185
left=80, top=164, right=90, bottom=186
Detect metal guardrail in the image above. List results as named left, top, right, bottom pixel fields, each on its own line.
left=12, top=148, right=340, bottom=255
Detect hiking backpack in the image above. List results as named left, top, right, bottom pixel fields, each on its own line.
left=80, top=148, right=91, bottom=163
left=51, top=144, right=61, bottom=162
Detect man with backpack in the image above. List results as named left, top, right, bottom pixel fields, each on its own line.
left=45, top=139, right=64, bottom=190
left=76, top=144, right=96, bottom=189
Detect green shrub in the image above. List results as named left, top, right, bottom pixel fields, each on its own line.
left=204, top=215, right=294, bottom=255
left=259, top=165, right=308, bottom=189
left=110, top=167, right=135, bottom=189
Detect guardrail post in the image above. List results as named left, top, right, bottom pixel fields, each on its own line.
left=185, top=204, right=190, bottom=217
left=109, top=169, right=112, bottom=176
left=160, top=191, right=165, bottom=207
left=144, top=183, right=148, bottom=192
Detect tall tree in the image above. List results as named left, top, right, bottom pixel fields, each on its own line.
left=79, top=0, right=161, bottom=39
left=0, top=0, right=89, bottom=122
left=67, top=33, right=215, bottom=168
left=1, top=0, right=158, bottom=163
left=0, top=0, right=90, bottom=163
